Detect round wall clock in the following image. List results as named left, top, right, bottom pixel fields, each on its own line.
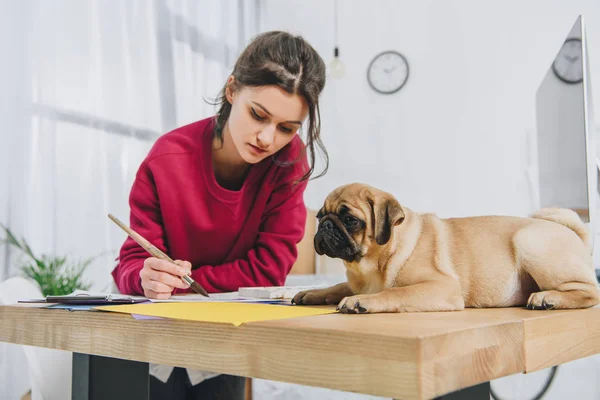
left=552, top=38, right=583, bottom=84
left=367, top=50, right=409, bottom=94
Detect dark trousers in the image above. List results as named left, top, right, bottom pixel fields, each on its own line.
left=150, top=368, right=246, bottom=400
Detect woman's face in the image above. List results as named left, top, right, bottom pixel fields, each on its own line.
left=225, top=81, right=308, bottom=164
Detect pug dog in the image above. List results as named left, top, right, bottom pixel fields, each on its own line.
left=292, top=183, right=600, bottom=314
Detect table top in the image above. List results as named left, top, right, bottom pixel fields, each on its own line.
left=1, top=304, right=600, bottom=400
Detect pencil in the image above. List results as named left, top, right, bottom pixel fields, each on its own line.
left=108, top=213, right=209, bottom=297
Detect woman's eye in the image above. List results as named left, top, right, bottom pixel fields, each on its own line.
left=251, top=108, right=266, bottom=121
left=279, top=125, right=293, bottom=133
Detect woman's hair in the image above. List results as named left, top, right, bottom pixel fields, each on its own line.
left=213, top=31, right=328, bottom=183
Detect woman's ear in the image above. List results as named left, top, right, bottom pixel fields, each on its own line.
left=225, top=76, right=235, bottom=104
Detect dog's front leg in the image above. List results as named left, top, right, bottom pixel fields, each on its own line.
left=338, top=280, right=464, bottom=314
left=292, top=282, right=354, bottom=306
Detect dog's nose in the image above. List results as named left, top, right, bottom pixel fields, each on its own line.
left=322, top=220, right=334, bottom=230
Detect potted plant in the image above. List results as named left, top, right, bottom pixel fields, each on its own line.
left=1, top=224, right=94, bottom=296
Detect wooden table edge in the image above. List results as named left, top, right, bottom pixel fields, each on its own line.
left=3, top=305, right=600, bottom=399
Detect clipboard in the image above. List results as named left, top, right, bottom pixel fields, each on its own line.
left=19, top=292, right=147, bottom=305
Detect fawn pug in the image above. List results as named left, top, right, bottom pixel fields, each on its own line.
left=292, top=183, right=600, bottom=314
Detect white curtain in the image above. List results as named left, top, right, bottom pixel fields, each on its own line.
left=0, top=0, right=260, bottom=290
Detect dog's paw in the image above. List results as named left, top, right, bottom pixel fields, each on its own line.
left=292, top=289, right=332, bottom=306
left=337, top=294, right=377, bottom=314
left=527, top=291, right=558, bottom=310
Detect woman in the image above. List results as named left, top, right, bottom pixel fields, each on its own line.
left=111, top=31, right=328, bottom=399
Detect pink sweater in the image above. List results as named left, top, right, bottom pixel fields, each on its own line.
left=111, top=117, right=309, bottom=295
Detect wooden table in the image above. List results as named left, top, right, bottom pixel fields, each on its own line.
left=1, top=304, right=600, bottom=400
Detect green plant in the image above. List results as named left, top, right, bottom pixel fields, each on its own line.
left=1, top=223, right=94, bottom=296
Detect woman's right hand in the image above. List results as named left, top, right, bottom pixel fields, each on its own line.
left=139, top=257, right=192, bottom=299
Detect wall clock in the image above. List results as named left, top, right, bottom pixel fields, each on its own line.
left=552, top=37, right=583, bottom=84
left=367, top=50, right=409, bottom=94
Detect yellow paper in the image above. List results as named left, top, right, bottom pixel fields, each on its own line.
left=94, top=302, right=336, bottom=326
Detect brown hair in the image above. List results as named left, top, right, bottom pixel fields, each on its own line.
left=212, top=31, right=328, bottom=183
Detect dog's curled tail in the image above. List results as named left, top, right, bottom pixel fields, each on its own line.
left=530, top=207, right=590, bottom=249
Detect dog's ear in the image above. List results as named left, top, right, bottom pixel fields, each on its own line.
left=371, top=195, right=405, bottom=246
left=316, top=207, right=325, bottom=220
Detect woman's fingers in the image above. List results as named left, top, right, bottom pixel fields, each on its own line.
left=146, top=269, right=188, bottom=290
left=141, top=257, right=192, bottom=295
left=143, top=279, right=175, bottom=294
left=145, top=257, right=187, bottom=276
left=173, top=259, right=192, bottom=276
left=143, top=288, right=172, bottom=300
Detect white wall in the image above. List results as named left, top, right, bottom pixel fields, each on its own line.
left=260, top=0, right=600, bottom=220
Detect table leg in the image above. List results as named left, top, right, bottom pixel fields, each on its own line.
left=72, top=352, right=150, bottom=400
left=433, top=381, right=490, bottom=399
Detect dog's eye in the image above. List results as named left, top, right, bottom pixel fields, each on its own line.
left=343, top=215, right=358, bottom=225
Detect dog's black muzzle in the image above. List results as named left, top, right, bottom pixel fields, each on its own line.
left=314, top=216, right=361, bottom=262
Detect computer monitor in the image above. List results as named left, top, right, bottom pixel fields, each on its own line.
left=535, top=15, right=597, bottom=253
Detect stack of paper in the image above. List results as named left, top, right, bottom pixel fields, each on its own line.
left=150, top=292, right=288, bottom=304
left=95, top=302, right=336, bottom=326
left=17, top=289, right=338, bottom=325
left=238, top=285, right=327, bottom=299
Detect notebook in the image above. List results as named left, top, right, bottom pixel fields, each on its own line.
left=19, top=290, right=147, bottom=305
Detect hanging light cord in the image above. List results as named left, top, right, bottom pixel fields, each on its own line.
left=333, top=0, right=339, bottom=57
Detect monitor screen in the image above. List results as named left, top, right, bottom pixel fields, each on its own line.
left=535, top=15, right=596, bottom=249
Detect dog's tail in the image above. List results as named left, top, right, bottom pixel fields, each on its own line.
left=530, top=207, right=590, bottom=249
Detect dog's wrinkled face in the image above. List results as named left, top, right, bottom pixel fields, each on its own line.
left=314, top=183, right=405, bottom=262
left=314, top=204, right=365, bottom=261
